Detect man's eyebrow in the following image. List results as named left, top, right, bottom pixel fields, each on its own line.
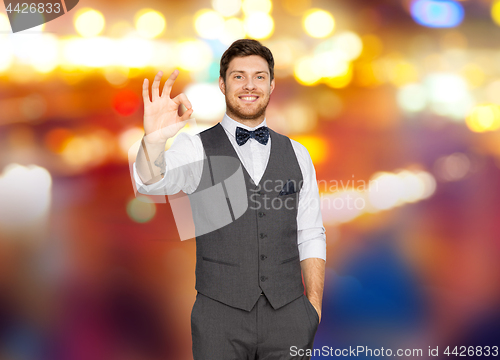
left=229, top=70, right=269, bottom=75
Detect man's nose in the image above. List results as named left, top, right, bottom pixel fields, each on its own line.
left=243, top=79, right=256, bottom=90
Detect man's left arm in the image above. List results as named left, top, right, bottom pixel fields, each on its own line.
left=301, top=257, right=326, bottom=323
left=291, top=140, right=327, bottom=323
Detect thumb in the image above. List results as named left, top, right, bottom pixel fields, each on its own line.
left=180, top=108, right=194, bottom=121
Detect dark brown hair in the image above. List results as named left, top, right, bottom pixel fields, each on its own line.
left=219, top=39, right=275, bottom=82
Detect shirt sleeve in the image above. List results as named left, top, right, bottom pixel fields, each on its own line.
left=133, top=132, right=205, bottom=196
left=290, top=139, right=327, bottom=261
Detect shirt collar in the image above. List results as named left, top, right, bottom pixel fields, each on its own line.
left=221, top=113, right=267, bottom=138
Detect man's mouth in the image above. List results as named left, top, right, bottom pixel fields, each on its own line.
left=238, top=95, right=259, bottom=102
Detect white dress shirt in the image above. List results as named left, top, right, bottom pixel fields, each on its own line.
left=133, top=113, right=326, bottom=261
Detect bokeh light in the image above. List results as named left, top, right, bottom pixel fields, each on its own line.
left=367, top=169, right=436, bottom=211
left=303, top=9, right=335, bottom=38
left=0, top=38, right=14, bottom=73
left=212, top=0, right=242, bottom=17
left=175, top=40, right=213, bottom=71
left=184, top=83, right=226, bottom=121
left=127, top=196, right=157, bottom=223
left=242, top=0, right=272, bottom=14
left=244, top=12, right=274, bottom=39
left=290, top=135, right=328, bottom=164
left=134, top=9, right=166, bottom=39
left=74, top=8, right=106, bottom=37
left=0, top=164, right=52, bottom=230
left=491, top=0, right=500, bottom=26
left=119, top=127, right=144, bottom=158
left=423, top=72, right=473, bottom=119
left=321, top=190, right=366, bottom=224
left=294, top=56, right=321, bottom=86
left=434, top=152, right=471, bottom=181
left=410, top=0, right=464, bottom=28
left=397, top=83, right=428, bottom=113
left=113, top=89, right=141, bottom=116
left=0, top=13, right=10, bottom=35
left=465, top=104, right=500, bottom=132
left=194, top=9, right=225, bottom=39
left=220, top=18, right=246, bottom=45
left=116, top=36, right=154, bottom=68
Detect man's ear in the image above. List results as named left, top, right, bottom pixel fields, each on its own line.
left=219, top=76, right=226, bottom=95
left=270, top=78, right=275, bottom=95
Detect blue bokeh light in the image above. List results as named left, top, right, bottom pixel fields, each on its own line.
left=411, top=0, right=464, bottom=28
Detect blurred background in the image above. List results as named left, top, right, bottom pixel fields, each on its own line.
left=1, top=0, right=500, bottom=359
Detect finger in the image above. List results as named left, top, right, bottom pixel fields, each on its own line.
left=179, top=108, right=194, bottom=122
left=142, top=78, right=151, bottom=104
left=172, top=92, right=193, bottom=110
left=161, top=69, right=180, bottom=99
left=152, top=71, right=163, bottom=101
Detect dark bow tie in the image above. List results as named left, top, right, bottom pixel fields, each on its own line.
left=235, top=126, right=270, bottom=146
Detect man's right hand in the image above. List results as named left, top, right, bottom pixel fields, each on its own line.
left=142, top=69, right=193, bottom=144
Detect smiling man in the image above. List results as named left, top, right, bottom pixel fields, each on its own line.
left=133, top=39, right=326, bottom=360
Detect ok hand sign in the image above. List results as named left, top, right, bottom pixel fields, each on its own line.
left=142, top=69, right=193, bottom=144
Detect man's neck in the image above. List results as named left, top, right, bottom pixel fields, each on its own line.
left=226, top=111, right=266, bottom=128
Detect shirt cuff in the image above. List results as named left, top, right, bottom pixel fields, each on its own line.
left=298, top=238, right=326, bottom=261
left=133, top=161, right=168, bottom=195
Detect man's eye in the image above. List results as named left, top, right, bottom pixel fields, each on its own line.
left=235, top=75, right=242, bottom=79
left=257, top=76, right=264, bottom=79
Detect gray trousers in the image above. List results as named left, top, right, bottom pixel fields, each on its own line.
left=191, top=291, right=319, bottom=359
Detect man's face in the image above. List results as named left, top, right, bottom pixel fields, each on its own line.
left=219, top=55, right=275, bottom=122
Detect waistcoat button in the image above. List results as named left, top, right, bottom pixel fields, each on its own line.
left=258, top=212, right=265, bottom=218
left=260, top=276, right=268, bottom=282
left=260, top=254, right=267, bottom=260
left=259, top=233, right=267, bottom=239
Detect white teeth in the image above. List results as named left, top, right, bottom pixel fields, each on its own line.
left=241, top=96, right=257, bottom=101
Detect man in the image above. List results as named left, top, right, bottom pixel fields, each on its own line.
left=133, top=39, right=326, bottom=359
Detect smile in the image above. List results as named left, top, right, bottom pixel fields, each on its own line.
left=238, top=95, right=259, bottom=102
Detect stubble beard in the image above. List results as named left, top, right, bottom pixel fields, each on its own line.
left=225, top=86, right=271, bottom=121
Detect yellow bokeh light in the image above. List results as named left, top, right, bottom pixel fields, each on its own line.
left=461, top=63, right=486, bottom=88
left=291, top=135, right=328, bottom=164
left=359, top=34, right=383, bottom=60
left=242, top=0, right=272, bottom=14
left=324, top=63, right=353, bottom=89
left=119, top=127, right=144, bottom=158
left=466, top=104, right=500, bottom=132
left=389, top=60, right=419, bottom=87
left=74, top=8, right=105, bottom=37
left=244, top=12, right=274, bottom=39
left=212, top=0, right=242, bottom=17
left=220, top=18, right=246, bottom=45
left=0, top=13, right=10, bottom=36
left=491, top=0, right=500, bottom=26
left=282, top=101, right=317, bottom=133
left=194, top=9, right=225, bottom=39
left=176, top=40, right=213, bottom=71
left=313, top=51, right=349, bottom=78
left=294, top=56, right=321, bottom=86
left=30, top=34, right=59, bottom=73
left=117, top=36, right=154, bottom=68
left=353, top=61, right=381, bottom=87
left=303, top=9, right=335, bottom=38
left=127, top=196, right=156, bottom=223
left=135, top=9, right=166, bottom=39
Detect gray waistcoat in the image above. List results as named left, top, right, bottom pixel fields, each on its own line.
left=188, top=123, right=304, bottom=311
